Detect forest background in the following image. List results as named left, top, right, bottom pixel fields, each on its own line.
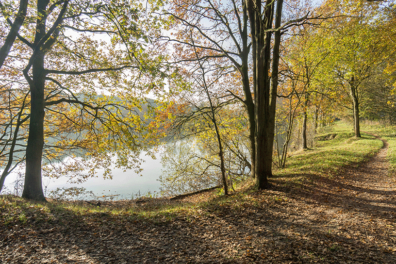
left=0, top=0, right=396, bottom=201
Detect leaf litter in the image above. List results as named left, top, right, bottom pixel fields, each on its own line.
left=1, top=138, right=395, bottom=263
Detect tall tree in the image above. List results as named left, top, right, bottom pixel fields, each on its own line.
left=247, top=0, right=283, bottom=188
left=163, top=0, right=257, bottom=178
left=317, top=0, right=385, bottom=137
left=163, top=0, right=313, bottom=184
left=1, top=0, right=166, bottom=201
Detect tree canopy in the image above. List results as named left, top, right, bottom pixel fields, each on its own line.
left=0, top=0, right=396, bottom=201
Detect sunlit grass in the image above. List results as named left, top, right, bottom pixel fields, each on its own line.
left=274, top=121, right=382, bottom=179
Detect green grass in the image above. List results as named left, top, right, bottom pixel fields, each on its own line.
left=0, top=193, right=211, bottom=228
left=275, top=121, right=383, bottom=179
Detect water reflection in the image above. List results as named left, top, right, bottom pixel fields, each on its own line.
left=3, top=150, right=164, bottom=200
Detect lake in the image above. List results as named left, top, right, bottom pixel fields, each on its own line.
left=2, top=149, right=165, bottom=200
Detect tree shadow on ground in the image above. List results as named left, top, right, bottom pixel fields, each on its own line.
left=1, top=140, right=396, bottom=264
left=2, top=192, right=395, bottom=264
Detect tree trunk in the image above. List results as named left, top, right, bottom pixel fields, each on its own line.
left=240, top=3, right=255, bottom=178
left=194, top=47, right=228, bottom=195
left=302, top=111, right=308, bottom=149
left=217, top=138, right=228, bottom=195
left=302, top=94, right=309, bottom=150
left=22, top=51, right=46, bottom=201
left=0, top=0, right=28, bottom=68
left=352, top=98, right=361, bottom=137
left=248, top=0, right=283, bottom=189
left=22, top=0, right=49, bottom=201
left=349, top=77, right=361, bottom=138
left=253, top=0, right=273, bottom=189
left=0, top=173, right=7, bottom=193
left=242, top=69, right=255, bottom=178
left=267, top=0, right=283, bottom=177
left=314, top=105, right=319, bottom=133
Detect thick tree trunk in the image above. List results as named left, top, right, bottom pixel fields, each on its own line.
left=253, top=0, right=273, bottom=189
left=247, top=100, right=256, bottom=178
left=249, top=0, right=283, bottom=189
left=22, top=51, right=46, bottom=201
left=267, top=0, right=283, bottom=177
left=22, top=0, right=49, bottom=201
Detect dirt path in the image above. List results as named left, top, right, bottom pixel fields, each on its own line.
left=337, top=137, right=395, bottom=217
left=273, top=136, right=396, bottom=263
left=1, top=138, right=396, bottom=263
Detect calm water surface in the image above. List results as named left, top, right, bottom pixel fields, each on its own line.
left=3, top=150, right=164, bottom=200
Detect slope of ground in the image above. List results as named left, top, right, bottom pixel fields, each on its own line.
left=1, top=124, right=395, bottom=263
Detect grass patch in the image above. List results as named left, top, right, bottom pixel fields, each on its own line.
left=275, top=121, right=382, bottom=180
left=0, top=194, right=210, bottom=228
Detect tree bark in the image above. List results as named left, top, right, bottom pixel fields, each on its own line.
left=302, top=110, right=308, bottom=149
left=314, top=105, right=319, bottom=133
left=22, top=0, right=49, bottom=201
left=22, top=54, right=46, bottom=201
left=349, top=77, right=361, bottom=138
left=252, top=0, right=273, bottom=189
left=241, top=66, right=255, bottom=178
left=240, top=2, right=255, bottom=178
left=0, top=0, right=28, bottom=68
left=248, top=0, right=283, bottom=189
left=247, top=103, right=255, bottom=178
left=302, top=94, right=309, bottom=149
left=352, top=97, right=361, bottom=137
left=267, top=0, right=283, bottom=176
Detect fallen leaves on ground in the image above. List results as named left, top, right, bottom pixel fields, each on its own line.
left=1, top=139, right=395, bottom=263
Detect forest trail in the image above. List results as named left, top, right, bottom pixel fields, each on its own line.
left=282, top=134, right=396, bottom=259
left=305, top=135, right=396, bottom=222
left=336, top=136, right=396, bottom=216
left=1, top=136, right=396, bottom=263
left=252, top=134, right=396, bottom=263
